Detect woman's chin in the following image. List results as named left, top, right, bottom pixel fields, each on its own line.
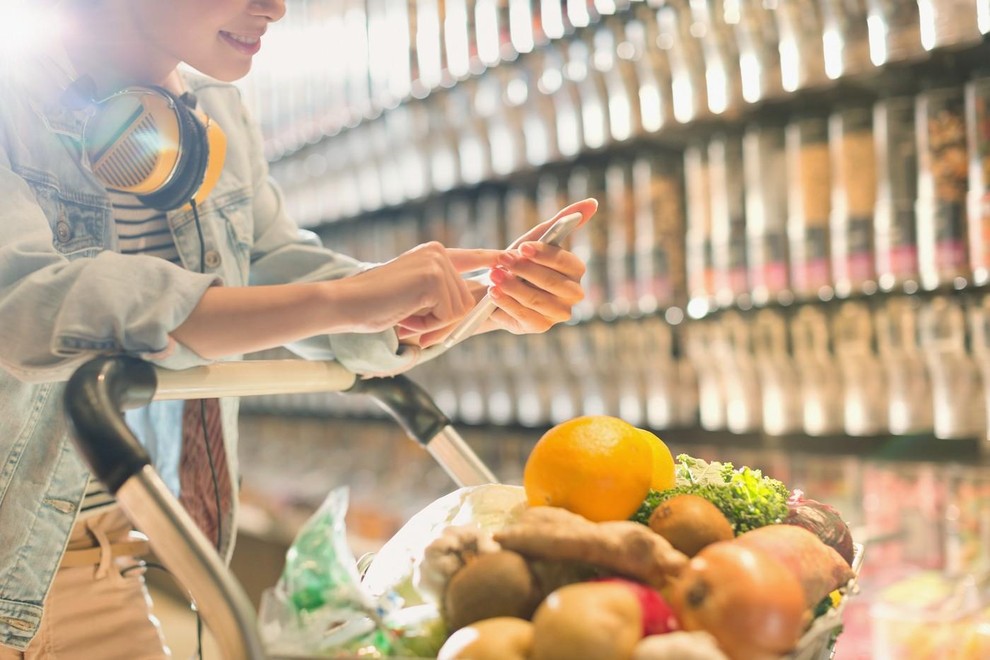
left=185, top=59, right=252, bottom=83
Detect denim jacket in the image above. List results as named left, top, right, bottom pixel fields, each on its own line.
left=0, top=47, right=417, bottom=650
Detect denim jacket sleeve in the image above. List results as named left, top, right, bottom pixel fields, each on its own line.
left=0, top=143, right=220, bottom=383
left=224, top=88, right=419, bottom=376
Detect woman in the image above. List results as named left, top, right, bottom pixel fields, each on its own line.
left=0, top=0, right=593, bottom=656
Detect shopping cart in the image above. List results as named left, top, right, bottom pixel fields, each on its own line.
left=63, top=355, right=862, bottom=660
left=64, top=354, right=497, bottom=659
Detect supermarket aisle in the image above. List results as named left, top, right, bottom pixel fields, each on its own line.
left=149, top=585, right=220, bottom=659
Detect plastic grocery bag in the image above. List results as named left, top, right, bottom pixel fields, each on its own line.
left=259, top=487, right=394, bottom=657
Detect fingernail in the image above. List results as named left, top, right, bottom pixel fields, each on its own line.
left=498, top=252, right=517, bottom=267
left=490, top=268, right=507, bottom=283
left=519, top=243, right=538, bottom=257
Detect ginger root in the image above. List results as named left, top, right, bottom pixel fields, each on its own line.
left=417, top=525, right=501, bottom=603
left=494, top=507, right=687, bottom=589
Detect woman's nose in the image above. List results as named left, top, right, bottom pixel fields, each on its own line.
left=250, top=0, right=286, bottom=23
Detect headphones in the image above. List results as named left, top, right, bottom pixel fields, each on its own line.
left=68, top=78, right=227, bottom=212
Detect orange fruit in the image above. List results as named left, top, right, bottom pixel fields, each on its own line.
left=638, top=428, right=676, bottom=491
left=523, top=415, right=653, bottom=522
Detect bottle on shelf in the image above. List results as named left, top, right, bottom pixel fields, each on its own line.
left=472, top=185, right=508, bottom=252
left=594, top=14, right=644, bottom=143
left=624, top=3, right=674, bottom=133
left=916, top=0, right=984, bottom=52
left=786, top=115, right=834, bottom=301
left=830, top=105, right=879, bottom=298
left=569, top=32, right=612, bottom=150
left=819, top=0, right=872, bottom=80
left=875, top=295, right=933, bottom=435
left=874, top=95, right=922, bottom=292
left=686, top=319, right=728, bottom=431
left=833, top=301, right=887, bottom=437
left=637, top=315, right=684, bottom=430
left=347, top=124, right=383, bottom=213
left=731, top=0, right=783, bottom=104
left=443, top=0, right=474, bottom=81
left=537, top=41, right=586, bottom=160
left=567, top=166, right=609, bottom=319
left=916, top=84, right=970, bottom=290
left=864, top=0, right=924, bottom=67
left=709, top=132, right=750, bottom=309
left=612, top=318, right=649, bottom=428
left=503, top=184, right=541, bottom=250
left=791, top=305, right=844, bottom=436
left=744, top=121, right=792, bottom=306
left=717, top=310, right=763, bottom=434
left=685, top=142, right=716, bottom=318
left=967, top=294, right=990, bottom=454
left=920, top=295, right=986, bottom=440
left=508, top=0, right=540, bottom=56
left=604, top=158, right=638, bottom=316
left=485, top=66, right=528, bottom=176
left=451, top=80, right=494, bottom=186
left=488, top=332, right=523, bottom=426
left=772, top=0, right=828, bottom=92
left=655, top=0, right=708, bottom=124
left=519, top=52, right=561, bottom=168
left=965, top=72, right=990, bottom=287
left=546, top=324, right=583, bottom=424
left=631, top=150, right=686, bottom=313
left=752, top=307, right=803, bottom=435
left=690, top=0, right=744, bottom=116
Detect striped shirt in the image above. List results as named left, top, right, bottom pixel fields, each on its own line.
left=79, top=192, right=183, bottom=519
left=109, top=190, right=182, bottom=265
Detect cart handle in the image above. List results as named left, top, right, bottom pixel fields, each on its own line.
left=65, top=355, right=267, bottom=659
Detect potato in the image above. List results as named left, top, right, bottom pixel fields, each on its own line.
left=530, top=581, right=642, bottom=660
left=437, top=617, right=534, bottom=660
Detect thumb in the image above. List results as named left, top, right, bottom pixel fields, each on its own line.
left=508, top=198, right=599, bottom=248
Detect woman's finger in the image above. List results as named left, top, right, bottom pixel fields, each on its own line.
left=490, top=274, right=574, bottom=324
left=496, top=251, right=585, bottom=298
left=488, top=288, right=558, bottom=334
left=507, top=198, right=599, bottom=249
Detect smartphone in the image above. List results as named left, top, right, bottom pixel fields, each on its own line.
left=442, top=211, right=586, bottom=349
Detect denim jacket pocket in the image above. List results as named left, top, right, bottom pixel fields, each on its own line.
left=216, top=187, right=253, bottom=283
left=21, top=174, right=108, bottom=260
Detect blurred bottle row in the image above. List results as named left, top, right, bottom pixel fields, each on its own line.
left=244, top=0, right=990, bottom=165
left=686, top=74, right=990, bottom=312
left=311, top=71, right=990, bottom=315
left=241, top=289, right=990, bottom=443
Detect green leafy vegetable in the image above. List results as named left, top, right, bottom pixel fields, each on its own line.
left=631, top=454, right=789, bottom=534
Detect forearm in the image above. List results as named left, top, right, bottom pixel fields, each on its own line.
left=170, top=281, right=352, bottom=359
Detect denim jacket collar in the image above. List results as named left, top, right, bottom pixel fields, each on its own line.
left=19, top=42, right=90, bottom=140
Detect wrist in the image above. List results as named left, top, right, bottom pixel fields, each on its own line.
left=313, top=277, right=379, bottom=333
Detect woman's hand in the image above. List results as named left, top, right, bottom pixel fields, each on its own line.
left=338, top=241, right=500, bottom=337
left=485, top=198, right=595, bottom=335
left=400, top=199, right=596, bottom=348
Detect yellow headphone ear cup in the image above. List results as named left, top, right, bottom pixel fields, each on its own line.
left=189, top=111, right=227, bottom=208
left=84, top=92, right=182, bottom=195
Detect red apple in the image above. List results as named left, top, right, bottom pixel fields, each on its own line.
left=594, top=578, right=680, bottom=636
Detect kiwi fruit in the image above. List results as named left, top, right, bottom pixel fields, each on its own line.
left=443, top=550, right=541, bottom=631
left=648, top=494, right=734, bottom=556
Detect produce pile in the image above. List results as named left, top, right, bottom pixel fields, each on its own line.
left=261, top=415, right=858, bottom=660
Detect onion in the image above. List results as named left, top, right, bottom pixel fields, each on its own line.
left=667, top=541, right=808, bottom=660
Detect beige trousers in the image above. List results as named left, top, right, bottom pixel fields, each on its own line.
left=0, top=509, right=171, bottom=659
